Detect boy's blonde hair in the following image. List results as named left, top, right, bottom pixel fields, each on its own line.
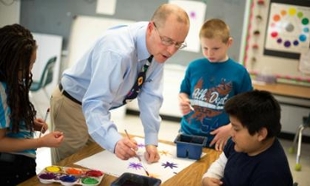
left=199, top=18, right=230, bottom=43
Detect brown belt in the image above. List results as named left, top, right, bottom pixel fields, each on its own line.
left=59, top=84, right=81, bottom=105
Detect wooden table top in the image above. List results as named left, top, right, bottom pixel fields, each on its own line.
left=253, top=83, right=310, bottom=100
left=19, top=140, right=221, bottom=186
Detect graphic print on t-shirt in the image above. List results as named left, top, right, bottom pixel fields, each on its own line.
left=188, top=78, right=232, bottom=133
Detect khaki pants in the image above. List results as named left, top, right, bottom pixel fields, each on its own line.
left=50, top=86, right=93, bottom=164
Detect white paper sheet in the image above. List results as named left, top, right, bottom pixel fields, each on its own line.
left=75, top=137, right=206, bottom=183
left=299, top=48, right=310, bottom=74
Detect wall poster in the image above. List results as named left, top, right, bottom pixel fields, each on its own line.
left=264, top=0, right=310, bottom=59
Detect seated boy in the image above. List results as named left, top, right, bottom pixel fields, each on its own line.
left=202, top=90, right=293, bottom=186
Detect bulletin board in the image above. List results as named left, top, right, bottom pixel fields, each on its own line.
left=243, top=0, right=310, bottom=86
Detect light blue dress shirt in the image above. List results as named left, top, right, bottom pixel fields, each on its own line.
left=61, top=22, right=164, bottom=152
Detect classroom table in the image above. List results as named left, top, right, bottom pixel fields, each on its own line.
left=253, top=83, right=310, bottom=100
left=19, top=139, right=221, bottom=186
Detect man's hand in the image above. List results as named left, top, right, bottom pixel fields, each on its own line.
left=144, top=145, right=160, bottom=163
left=114, top=137, right=138, bottom=160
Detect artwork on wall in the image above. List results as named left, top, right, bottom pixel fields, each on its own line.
left=96, top=0, right=117, bottom=15
left=299, top=48, right=310, bottom=74
left=169, top=0, right=207, bottom=53
left=264, top=1, right=310, bottom=59
left=243, top=0, right=310, bottom=86
left=75, top=137, right=202, bottom=183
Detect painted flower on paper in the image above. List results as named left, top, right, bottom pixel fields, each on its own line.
left=128, top=162, right=143, bottom=170
left=162, top=161, right=178, bottom=169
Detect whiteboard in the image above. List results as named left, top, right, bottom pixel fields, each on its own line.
left=67, top=15, right=134, bottom=67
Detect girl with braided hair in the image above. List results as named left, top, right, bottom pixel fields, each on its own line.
left=0, top=24, right=64, bottom=185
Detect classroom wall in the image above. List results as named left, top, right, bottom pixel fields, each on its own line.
left=0, top=0, right=20, bottom=27
left=19, top=0, right=247, bottom=67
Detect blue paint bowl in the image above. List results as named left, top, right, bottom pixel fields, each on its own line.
left=174, top=134, right=207, bottom=160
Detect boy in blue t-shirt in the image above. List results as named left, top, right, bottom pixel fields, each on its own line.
left=179, top=19, right=253, bottom=150
left=202, top=90, right=293, bottom=186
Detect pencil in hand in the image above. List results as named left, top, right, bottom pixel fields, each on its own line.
left=39, top=108, right=50, bottom=138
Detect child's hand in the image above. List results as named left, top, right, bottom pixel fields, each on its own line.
left=179, top=93, right=193, bottom=115
left=38, top=131, right=64, bottom=148
left=210, top=124, right=232, bottom=151
left=33, top=118, right=48, bottom=133
left=202, top=177, right=223, bottom=186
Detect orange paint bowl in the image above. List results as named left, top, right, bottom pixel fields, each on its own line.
left=65, top=167, right=84, bottom=175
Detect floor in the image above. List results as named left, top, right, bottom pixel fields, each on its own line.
left=32, top=91, right=310, bottom=186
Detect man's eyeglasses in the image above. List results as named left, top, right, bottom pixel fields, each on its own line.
left=153, top=22, right=187, bottom=49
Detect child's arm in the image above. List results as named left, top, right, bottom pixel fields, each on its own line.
left=203, top=152, right=227, bottom=178
left=0, top=128, right=64, bottom=152
left=202, top=152, right=227, bottom=186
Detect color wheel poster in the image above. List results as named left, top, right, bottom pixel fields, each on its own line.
left=265, top=3, right=310, bottom=54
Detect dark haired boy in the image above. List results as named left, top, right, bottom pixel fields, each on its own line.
left=202, top=90, right=293, bottom=186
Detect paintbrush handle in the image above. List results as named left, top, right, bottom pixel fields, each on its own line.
left=135, top=155, right=141, bottom=161
left=125, top=130, right=149, bottom=176
left=39, top=108, right=50, bottom=138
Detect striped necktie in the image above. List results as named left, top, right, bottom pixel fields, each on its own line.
left=123, top=55, right=153, bottom=104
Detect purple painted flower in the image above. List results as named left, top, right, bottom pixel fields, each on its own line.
left=162, top=161, right=178, bottom=169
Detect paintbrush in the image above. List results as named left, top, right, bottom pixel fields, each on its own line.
left=39, top=108, right=50, bottom=138
left=189, top=104, right=195, bottom=111
left=124, top=129, right=150, bottom=176
left=189, top=99, right=195, bottom=111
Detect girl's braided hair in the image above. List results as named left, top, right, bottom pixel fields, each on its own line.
left=0, top=24, right=37, bottom=133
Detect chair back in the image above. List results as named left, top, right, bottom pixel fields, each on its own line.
left=40, top=56, right=57, bottom=88
left=303, top=113, right=310, bottom=126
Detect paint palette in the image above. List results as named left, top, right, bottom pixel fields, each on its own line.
left=38, top=166, right=104, bottom=186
